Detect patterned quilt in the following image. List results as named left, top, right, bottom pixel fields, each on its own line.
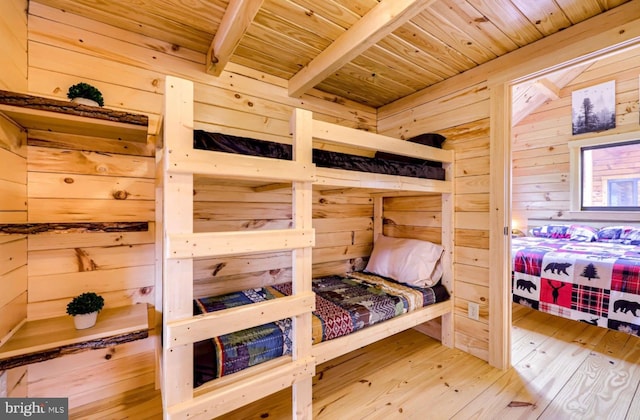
left=193, top=272, right=445, bottom=384
left=512, top=236, right=640, bottom=335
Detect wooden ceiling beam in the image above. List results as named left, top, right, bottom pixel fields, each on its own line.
left=535, top=78, right=560, bottom=100
left=288, top=0, right=435, bottom=98
left=511, top=63, right=591, bottom=127
left=206, top=0, right=264, bottom=76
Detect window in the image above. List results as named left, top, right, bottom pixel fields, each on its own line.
left=570, top=135, right=640, bottom=212
left=607, top=179, right=639, bottom=207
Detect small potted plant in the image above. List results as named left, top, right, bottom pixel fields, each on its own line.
left=67, top=82, right=105, bottom=107
left=66, top=292, right=105, bottom=330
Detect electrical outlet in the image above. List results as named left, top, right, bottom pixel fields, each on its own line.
left=468, top=302, right=480, bottom=321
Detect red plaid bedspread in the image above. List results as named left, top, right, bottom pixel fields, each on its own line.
left=512, top=237, right=640, bottom=335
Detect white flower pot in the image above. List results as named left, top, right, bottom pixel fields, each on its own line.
left=73, top=311, right=98, bottom=330
left=71, top=97, right=100, bottom=107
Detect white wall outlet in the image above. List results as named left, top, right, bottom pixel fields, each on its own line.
left=468, top=302, right=480, bottom=321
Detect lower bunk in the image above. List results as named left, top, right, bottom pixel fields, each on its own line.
left=194, top=271, right=451, bottom=387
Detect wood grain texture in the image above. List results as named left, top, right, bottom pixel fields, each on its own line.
left=33, top=0, right=631, bottom=107
left=222, top=306, right=640, bottom=419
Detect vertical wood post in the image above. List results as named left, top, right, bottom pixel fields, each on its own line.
left=290, top=108, right=314, bottom=419
left=162, top=76, right=195, bottom=411
left=488, top=82, right=511, bottom=370
left=441, top=160, right=454, bottom=347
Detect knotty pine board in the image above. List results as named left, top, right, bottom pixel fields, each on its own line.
left=28, top=286, right=155, bottom=321
left=28, top=243, right=154, bottom=277
left=0, top=292, right=26, bottom=347
left=27, top=224, right=154, bottom=251
left=0, top=148, right=26, bottom=185
left=0, top=265, right=27, bottom=315
left=28, top=172, right=154, bottom=200
left=27, top=146, right=155, bottom=178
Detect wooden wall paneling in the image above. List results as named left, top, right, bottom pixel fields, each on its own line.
left=28, top=262, right=154, bottom=301
left=28, top=2, right=376, bottom=132
left=27, top=224, right=155, bottom=251
left=19, top=2, right=190, bottom=410
left=0, top=265, right=28, bottom=316
left=315, top=228, right=372, bottom=245
left=27, top=287, right=155, bottom=322
left=193, top=268, right=293, bottom=299
left=0, top=292, right=27, bottom=348
left=455, top=264, right=489, bottom=288
left=26, top=129, right=155, bottom=157
left=194, top=251, right=291, bottom=280
left=28, top=66, right=164, bottom=117
left=195, top=183, right=291, bottom=204
left=27, top=340, right=155, bottom=409
left=429, top=118, right=492, bottom=359
left=28, top=198, right=154, bottom=223
left=0, top=180, right=26, bottom=213
left=454, top=313, right=489, bottom=360
left=0, top=113, right=27, bottom=158
left=0, top=90, right=28, bottom=366
left=27, top=146, right=155, bottom=178
left=512, top=43, right=640, bottom=227
left=0, top=0, right=27, bottom=92
left=0, top=235, right=28, bottom=345
left=27, top=238, right=154, bottom=304
left=0, top=147, right=27, bottom=185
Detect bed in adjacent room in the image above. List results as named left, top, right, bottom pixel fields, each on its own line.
left=512, top=223, right=640, bottom=335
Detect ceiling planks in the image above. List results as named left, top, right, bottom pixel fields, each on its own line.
left=34, top=0, right=633, bottom=108
left=288, top=0, right=436, bottom=98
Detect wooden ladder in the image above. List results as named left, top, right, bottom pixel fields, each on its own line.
left=160, top=76, right=315, bottom=419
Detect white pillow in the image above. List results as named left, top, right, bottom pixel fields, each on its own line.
left=364, top=235, right=444, bottom=287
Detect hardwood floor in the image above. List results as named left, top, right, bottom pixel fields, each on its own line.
left=71, top=304, right=640, bottom=419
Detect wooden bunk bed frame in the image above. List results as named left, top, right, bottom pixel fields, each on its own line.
left=161, top=76, right=455, bottom=419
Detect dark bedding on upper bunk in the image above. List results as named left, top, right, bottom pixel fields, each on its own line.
left=193, top=272, right=449, bottom=385
left=194, top=130, right=446, bottom=180
left=512, top=232, right=640, bottom=336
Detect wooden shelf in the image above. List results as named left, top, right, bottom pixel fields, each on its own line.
left=0, top=90, right=149, bottom=143
left=0, top=304, right=149, bottom=370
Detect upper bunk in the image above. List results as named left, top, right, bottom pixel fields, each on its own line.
left=164, top=79, right=454, bottom=196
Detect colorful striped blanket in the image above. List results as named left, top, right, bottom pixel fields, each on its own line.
left=193, top=272, right=445, bottom=384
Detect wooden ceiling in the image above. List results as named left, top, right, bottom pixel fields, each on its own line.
left=35, top=0, right=631, bottom=108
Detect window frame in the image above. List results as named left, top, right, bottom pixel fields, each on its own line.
left=568, top=131, right=640, bottom=213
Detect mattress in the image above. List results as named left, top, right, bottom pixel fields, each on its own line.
left=193, top=272, right=449, bottom=385
left=512, top=236, right=640, bottom=335
left=194, top=130, right=445, bottom=180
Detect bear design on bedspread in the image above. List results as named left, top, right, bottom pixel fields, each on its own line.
left=543, top=262, right=572, bottom=275
left=613, top=299, right=640, bottom=316
left=512, top=236, right=640, bottom=337
left=516, top=279, right=537, bottom=293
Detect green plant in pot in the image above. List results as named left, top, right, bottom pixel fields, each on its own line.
left=67, top=292, right=105, bottom=330
left=67, top=82, right=104, bottom=107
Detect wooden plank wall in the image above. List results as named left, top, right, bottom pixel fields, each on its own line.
left=193, top=184, right=374, bottom=298
left=378, top=82, right=491, bottom=361
left=512, top=46, right=640, bottom=229
left=0, top=117, right=28, bottom=400
left=0, top=0, right=27, bottom=92
left=0, top=0, right=28, bottom=398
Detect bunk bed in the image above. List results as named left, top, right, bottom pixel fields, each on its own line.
left=512, top=219, right=640, bottom=336
left=161, top=76, right=454, bottom=419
